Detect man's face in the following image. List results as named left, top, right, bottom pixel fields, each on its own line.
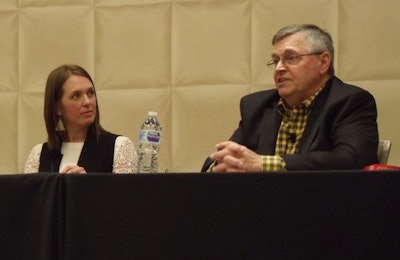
left=271, top=32, right=328, bottom=107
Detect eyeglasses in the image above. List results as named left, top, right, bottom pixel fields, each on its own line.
left=266, top=52, right=323, bottom=67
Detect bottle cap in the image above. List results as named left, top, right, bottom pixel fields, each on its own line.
left=148, top=111, right=158, bottom=117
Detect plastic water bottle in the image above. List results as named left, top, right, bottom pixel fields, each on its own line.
left=138, top=111, right=162, bottom=173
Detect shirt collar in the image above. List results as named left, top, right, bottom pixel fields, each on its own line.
left=277, top=87, right=323, bottom=117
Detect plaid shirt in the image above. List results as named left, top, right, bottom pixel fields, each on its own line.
left=261, top=88, right=322, bottom=172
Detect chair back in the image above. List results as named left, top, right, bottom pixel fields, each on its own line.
left=377, top=140, right=391, bottom=164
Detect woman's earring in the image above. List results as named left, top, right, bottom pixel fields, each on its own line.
left=56, top=118, right=65, bottom=131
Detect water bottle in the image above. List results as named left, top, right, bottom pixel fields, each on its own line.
left=137, top=111, right=162, bottom=173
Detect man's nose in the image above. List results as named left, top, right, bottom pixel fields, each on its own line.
left=274, top=59, right=286, bottom=70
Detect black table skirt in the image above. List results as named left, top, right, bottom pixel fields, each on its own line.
left=1, top=171, right=400, bottom=259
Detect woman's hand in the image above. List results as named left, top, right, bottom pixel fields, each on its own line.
left=60, top=165, right=87, bottom=174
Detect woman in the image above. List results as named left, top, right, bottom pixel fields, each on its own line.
left=24, top=64, right=138, bottom=174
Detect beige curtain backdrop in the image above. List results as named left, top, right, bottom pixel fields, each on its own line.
left=0, top=0, right=399, bottom=173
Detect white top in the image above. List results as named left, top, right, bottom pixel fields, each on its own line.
left=24, top=136, right=138, bottom=173
left=60, top=142, right=84, bottom=171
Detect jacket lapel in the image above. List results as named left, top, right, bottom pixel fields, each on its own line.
left=258, top=104, right=282, bottom=155
left=298, top=79, right=332, bottom=152
left=298, top=105, right=321, bottom=152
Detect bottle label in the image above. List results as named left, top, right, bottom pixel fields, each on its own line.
left=139, top=130, right=161, bottom=144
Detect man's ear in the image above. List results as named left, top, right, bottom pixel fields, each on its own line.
left=319, top=52, right=331, bottom=74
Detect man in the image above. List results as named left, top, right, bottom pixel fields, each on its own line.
left=201, top=24, right=379, bottom=172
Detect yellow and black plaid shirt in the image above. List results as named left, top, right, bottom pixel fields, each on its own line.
left=261, top=88, right=322, bottom=171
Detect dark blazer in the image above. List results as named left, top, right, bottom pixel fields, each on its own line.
left=39, top=132, right=118, bottom=173
left=201, top=76, right=379, bottom=171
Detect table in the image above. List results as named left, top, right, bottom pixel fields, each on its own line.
left=1, top=171, right=400, bottom=259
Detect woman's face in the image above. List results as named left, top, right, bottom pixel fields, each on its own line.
left=58, top=75, right=97, bottom=134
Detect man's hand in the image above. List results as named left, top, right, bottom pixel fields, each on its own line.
left=210, top=141, right=262, bottom=173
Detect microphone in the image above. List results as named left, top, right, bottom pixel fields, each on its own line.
left=288, top=133, right=296, bottom=143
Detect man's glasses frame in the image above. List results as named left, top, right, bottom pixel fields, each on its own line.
left=267, top=52, right=323, bottom=67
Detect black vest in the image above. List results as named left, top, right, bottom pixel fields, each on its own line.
left=39, top=133, right=118, bottom=173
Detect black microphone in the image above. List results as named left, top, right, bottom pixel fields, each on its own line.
left=288, top=133, right=296, bottom=143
